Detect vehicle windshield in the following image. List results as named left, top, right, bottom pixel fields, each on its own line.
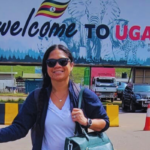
left=95, top=78, right=116, bottom=87
left=96, top=78, right=115, bottom=83
left=133, top=85, right=150, bottom=92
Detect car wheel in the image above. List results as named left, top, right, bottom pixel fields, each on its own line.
left=122, top=100, right=127, bottom=111
left=129, top=100, right=135, bottom=112
left=120, top=92, right=123, bottom=100
left=142, top=108, right=147, bottom=112
left=111, top=98, right=114, bottom=102
left=118, top=93, right=122, bottom=100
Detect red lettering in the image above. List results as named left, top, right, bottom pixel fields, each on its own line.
left=141, top=26, right=150, bottom=40
left=116, top=25, right=128, bottom=40
left=129, top=26, right=140, bottom=40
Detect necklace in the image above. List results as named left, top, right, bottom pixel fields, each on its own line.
left=52, top=91, right=68, bottom=102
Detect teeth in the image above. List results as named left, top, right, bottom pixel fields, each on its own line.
left=54, top=70, right=63, bottom=73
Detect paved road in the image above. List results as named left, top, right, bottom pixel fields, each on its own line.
left=106, top=109, right=150, bottom=150
left=0, top=127, right=32, bottom=150
left=0, top=109, right=149, bottom=150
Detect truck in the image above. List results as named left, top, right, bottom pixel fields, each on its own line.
left=84, top=67, right=117, bottom=102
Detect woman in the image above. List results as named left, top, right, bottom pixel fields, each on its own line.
left=0, top=44, right=109, bottom=150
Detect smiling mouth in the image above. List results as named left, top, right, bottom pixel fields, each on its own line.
left=53, top=70, right=64, bottom=73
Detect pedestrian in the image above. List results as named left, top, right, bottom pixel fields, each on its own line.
left=0, top=44, right=109, bottom=150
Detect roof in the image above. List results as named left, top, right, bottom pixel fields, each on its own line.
left=22, top=73, right=42, bottom=79
left=0, top=72, right=18, bottom=75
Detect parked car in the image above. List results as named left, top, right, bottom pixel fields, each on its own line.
left=122, top=83, right=150, bottom=112
left=117, top=82, right=127, bottom=99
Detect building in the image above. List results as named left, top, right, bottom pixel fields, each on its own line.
left=0, top=72, right=17, bottom=92
left=23, top=73, right=42, bottom=94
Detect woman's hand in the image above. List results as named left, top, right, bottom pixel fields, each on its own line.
left=71, top=108, right=87, bottom=126
left=71, top=108, right=107, bottom=131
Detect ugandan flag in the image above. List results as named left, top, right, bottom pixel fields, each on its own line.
left=35, top=0, right=70, bottom=18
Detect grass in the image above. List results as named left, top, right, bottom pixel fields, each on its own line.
left=72, top=67, right=86, bottom=83
left=102, top=100, right=121, bottom=107
left=0, top=65, right=35, bottom=77
left=0, top=93, right=28, bottom=97
left=0, top=65, right=131, bottom=79
left=115, top=68, right=131, bottom=78
left=0, top=99, right=25, bottom=103
left=0, top=65, right=86, bottom=83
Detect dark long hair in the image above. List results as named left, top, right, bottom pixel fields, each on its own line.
left=36, top=44, right=74, bottom=131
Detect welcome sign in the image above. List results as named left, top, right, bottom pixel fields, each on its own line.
left=0, top=0, right=150, bottom=66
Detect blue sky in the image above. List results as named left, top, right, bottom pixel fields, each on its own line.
left=0, top=0, right=149, bottom=27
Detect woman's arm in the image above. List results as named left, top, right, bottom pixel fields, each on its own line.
left=87, top=118, right=106, bottom=131
left=0, top=90, right=38, bottom=142
left=72, top=88, right=109, bottom=132
left=72, top=108, right=107, bottom=131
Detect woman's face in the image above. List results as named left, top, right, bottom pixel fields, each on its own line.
left=46, top=48, right=74, bottom=82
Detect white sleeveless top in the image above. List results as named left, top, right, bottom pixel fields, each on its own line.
left=41, top=95, right=75, bottom=150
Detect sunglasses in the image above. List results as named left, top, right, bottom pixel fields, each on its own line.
left=46, top=58, right=70, bottom=67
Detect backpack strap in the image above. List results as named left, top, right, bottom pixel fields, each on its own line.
left=72, top=83, right=81, bottom=98
left=74, top=87, right=86, bottom=136
left=72, top=83, right=87, bottom=135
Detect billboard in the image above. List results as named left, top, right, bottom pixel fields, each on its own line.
left=0, top=0, right=150, bottom=66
